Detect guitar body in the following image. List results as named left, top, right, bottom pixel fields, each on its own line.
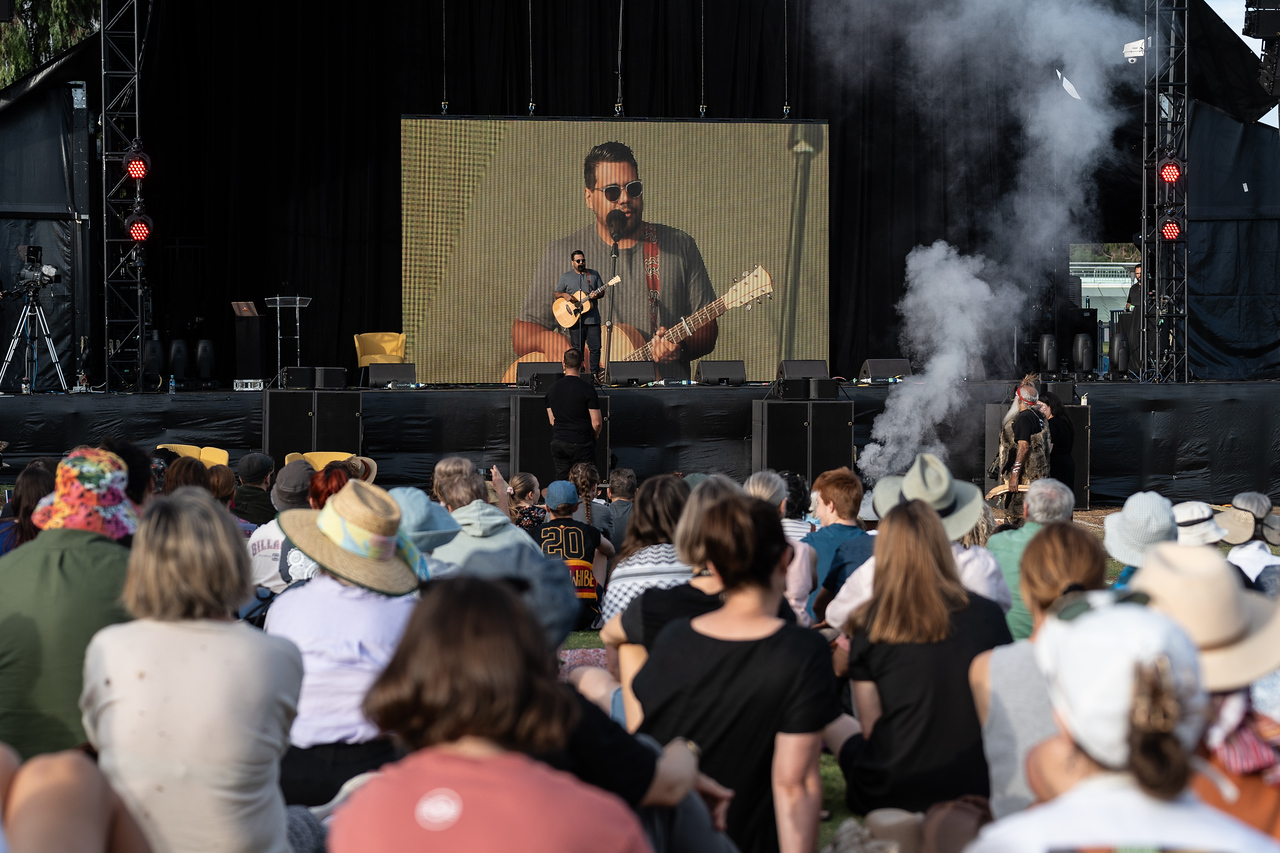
left=502, top=324, right=650, bottom=384
left=552, top=292, right=594, bottom=329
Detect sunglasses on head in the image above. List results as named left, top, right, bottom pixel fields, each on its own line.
left=593, top=181, right=643, bottom=203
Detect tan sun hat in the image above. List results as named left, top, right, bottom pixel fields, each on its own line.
left=348, top=455, right=378, bottom=484
left=1129, top=542, right=1280, bottom=692
left=872, top=453, right=982, bottom=542
left=278, top=479, right=418, bottom=595
left=1217, top=492, right=1280, bottom=547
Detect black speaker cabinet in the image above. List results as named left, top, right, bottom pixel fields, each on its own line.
left=983, top=403, right=1089, bottom=509
left=510, top=394, right=610, bottom=487
left=778, top=359, right=829, bottom=380
left=809, top=379, right=839, bottom=399
left=314, top=367, right=346, bottom=389
left=751, top=400, right=854, bottom=483
left=530, top=372, right=562, bottom=393
left=264, top=390, right=363, bottom=471
left=365, top=363, right=417, bottom=387
left=858, top=359, right=913, bottom=381
left=516, top=361, right=563, bottom=386
left=282, top=367, right=315, bottom=389
left=695, top=360, right=746, bottom=386
left=609, top=362, right=658, bottom=386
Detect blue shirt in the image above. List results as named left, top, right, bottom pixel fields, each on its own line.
left=802, top=522, right=866, bottom=620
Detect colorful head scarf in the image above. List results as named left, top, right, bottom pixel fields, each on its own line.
left=32, top=448, right=141, bottom=540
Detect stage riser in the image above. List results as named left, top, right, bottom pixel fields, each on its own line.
left=0, top=383, right=1276, bottom=504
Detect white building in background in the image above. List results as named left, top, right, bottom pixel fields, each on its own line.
left=1070, top=262, right=1137, bottom=322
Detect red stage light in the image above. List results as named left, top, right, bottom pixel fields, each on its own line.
left=1160, top=218, right=1182, bottom=240
left=125, top=213, right=152, bottom=242
left=126, top=156, right=148, bottom=179
left=1158, top=157, right=1183, bottom=184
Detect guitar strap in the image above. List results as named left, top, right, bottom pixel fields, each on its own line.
left=642, top=223, right=661, bottom=334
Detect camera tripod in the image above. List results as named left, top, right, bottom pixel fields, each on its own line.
left=0, top=288, right=68, bottom=392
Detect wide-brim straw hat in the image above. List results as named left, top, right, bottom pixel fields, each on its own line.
left=1103, top=491, right=1176, bottom=567
left=1172, top=501, right=1227, bottom=547
left=872, top=453, right=982, bottom=541
left=1217, top=492, right=1280, bottom=546
left=348, top=455, right=378, bottom=484
left=1131, top=542, right=1280, bottom=692
left=279, top=479, right=418, bottom=596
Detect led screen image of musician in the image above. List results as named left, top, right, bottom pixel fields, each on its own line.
left=513, top=142, right=718, bottom=381
left=551, top=250, right=608, bottom=378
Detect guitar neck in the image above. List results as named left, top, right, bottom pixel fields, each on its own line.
left=624, top=297, right=727, bottom=362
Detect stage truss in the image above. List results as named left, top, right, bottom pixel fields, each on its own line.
left=1140, top=0, right=1189, bottom=382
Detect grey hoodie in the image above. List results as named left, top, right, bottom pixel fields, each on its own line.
left=431, top=499, right=544, bottom=566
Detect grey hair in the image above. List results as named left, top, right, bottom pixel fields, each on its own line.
left=744, top=470, right=788, bottom=507
left=1025, top=478, right=1074, bottom=523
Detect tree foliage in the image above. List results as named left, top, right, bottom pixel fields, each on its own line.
left=1069, top=242, right=1140, bottom=264
left=0, top=0, right=99, bottom=88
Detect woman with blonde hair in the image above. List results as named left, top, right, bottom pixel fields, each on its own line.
left=80, top=487, right=319, bottom=853
left=969, top=521, right=1107, bottom=818
left=837, top=500, right=1012, bottom=814
left=507, top=471, right=546, bottom=533
left=745, top=470, right=818, bottom=625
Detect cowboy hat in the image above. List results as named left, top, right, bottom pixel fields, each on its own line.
left=871, top=453, right=982, bottom=541
left=278, top=479, right=419, bottom=596
left=1130, top=542, right=1280, bottom=693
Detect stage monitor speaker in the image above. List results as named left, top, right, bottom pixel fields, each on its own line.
left=778, top=359, right=829, bottom=380
left=195, top=340, right=215, bottom=380
left=366, top=363, right=416, bottom=387
left=168, top=340, right=188, bottom=381
left=530, top=372, right=562, bottom=393
left=264, top=390, right=363, bottom=471
left=752, top=400, right=855, bottom=483
left=809, top=378, right=839, bottom=399
left=234, top=316, right=264, bottom=380
left=282, top=366, right=315, bottom=389
left=858, top=359, right=912, bottom=381
left=1043, top=381, right=1075, bottom=404
left=695, top=360, right=746, bottom=386
left=516, top=361, right=563, bottom=387
left=315, top=367, right=346, bottom=389
left=610, top=362, right=657, bottom=386
left=510, top=394, right=609, bottom=487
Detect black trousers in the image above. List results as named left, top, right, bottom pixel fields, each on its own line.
left=551, top=438, right=596, bottom=481
left=279, top=738, right=400, bottom=806
left=569, top=322, right=602, bottom=373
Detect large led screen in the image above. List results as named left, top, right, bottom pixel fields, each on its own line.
left=402, top=118, right=829, bottom=383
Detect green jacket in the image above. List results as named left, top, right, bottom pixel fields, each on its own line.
left=985, top=521, right=1041, bottom=640
left=0, top=529, right=131, bottom=758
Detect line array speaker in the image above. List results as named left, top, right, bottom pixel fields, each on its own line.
left=751, top=400, right=854, bottom=483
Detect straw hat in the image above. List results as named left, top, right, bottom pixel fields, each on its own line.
left=348, top=455, right=378, bottom=484
left=1217, top=492, right=1280, bottom=546
left=871, top=453, right=982, bottom=541
left=32, top=448, right=141, bottom=540
left=1172, top=501, right=1227, bottom=547
left=1103, top=491, right=1176, bottom=567
left=1130, top=542, right=1280, bottom=692
left=278, top=479, right=419, bottom=595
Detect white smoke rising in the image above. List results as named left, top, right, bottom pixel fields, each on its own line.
left=858, top=242, right=1016, bottom=481
left=834, top=0, right=1137, bottom=481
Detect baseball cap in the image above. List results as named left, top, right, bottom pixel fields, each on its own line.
left=545, top=480, right=579, bottom=509
left=237, top=452, right=275, bottom=485
left=271, top=459, right=315, bottom=511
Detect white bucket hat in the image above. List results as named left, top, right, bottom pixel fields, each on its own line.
left=1172, top=501, right=1227, bottom=547
left=1103, top=491, right=1176, bottom=567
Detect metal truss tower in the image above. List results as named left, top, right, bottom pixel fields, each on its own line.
left=1140, top=0, right=1190, bottom=382
left=100, top=0, right=148, bottom=390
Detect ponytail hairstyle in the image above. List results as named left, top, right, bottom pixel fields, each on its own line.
left=568, top=462, right=600, bottom=526
left=507, top=472, right=540, bottom=522
left=310, top=462, right=352, bottom=509
left=1127, top=655, right=1191, bottom=799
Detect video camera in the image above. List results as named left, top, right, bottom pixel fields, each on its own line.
left=8, top=245, right=61, bottom=297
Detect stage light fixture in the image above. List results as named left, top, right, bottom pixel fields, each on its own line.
left=123, top=141, right=150, bottom=180
left=1157, top=157, right=1183, bottom=184
left=1159, top=216, right=1183, bottom=241
left=125, top=212, right=153, bottom=242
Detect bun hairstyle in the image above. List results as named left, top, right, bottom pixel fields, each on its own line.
left=1128, top=655, right=1191, bottom=799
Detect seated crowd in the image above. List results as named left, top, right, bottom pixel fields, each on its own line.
left=0, top=438, right=1277, bottom=853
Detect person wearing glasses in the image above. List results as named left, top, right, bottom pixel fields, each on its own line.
left=555, top=250, right=606, bottom=377
left=513, top=141, right=719, bottom=381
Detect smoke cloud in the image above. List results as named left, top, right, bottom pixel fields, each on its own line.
left=822, top=0, right=1138, bottom=481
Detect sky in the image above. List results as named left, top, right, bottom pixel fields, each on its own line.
left=1205, top=0, right=1279, bottom=125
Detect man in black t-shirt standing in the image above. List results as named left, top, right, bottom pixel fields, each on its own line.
left=546, top=348, right=602, bottom=480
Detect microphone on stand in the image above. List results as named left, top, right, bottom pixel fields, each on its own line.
left=606, top=210, right=627, bottom=243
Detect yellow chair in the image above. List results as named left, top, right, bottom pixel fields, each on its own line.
left=157, top=444, right=230, bottom=468
left=353, top=333, right=406, bottom=368
left=285, top=451, right=355, bottom=469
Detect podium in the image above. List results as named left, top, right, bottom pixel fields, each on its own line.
left=265, top=296, right=312, bottom=386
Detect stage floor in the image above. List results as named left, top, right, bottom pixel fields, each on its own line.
left=1, top=380, right=1277, bottom=503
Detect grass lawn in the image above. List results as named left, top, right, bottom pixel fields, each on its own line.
left=564, top=630, right=604, bottom=650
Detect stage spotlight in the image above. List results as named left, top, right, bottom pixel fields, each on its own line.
left=1159, top=216, right=1183, bottom=241
left=1157, top=157, right=1183, bottom=184
left=125, top=212, right=153, bottom=241
left=124, top=141, right=150, bottom=180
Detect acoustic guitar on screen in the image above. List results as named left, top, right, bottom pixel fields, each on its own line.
left=503, top=265, right=773, bottom=383
left=552, top=275, right=621, bottom=328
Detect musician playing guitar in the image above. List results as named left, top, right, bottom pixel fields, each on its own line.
left=556, top=250, right=607, bottom=378
left=512, top=141, right=719, bottom=381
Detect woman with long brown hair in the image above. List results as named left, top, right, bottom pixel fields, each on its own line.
left=329, top=577, right=649, bottom=853
left=0, top=465, right=55, bottom=555
left=837, top=500, right=1012, bottom=815
left=599, top=474, right=691, bottom=622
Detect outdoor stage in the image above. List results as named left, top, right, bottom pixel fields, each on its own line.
left=2, top=379, right=1277, bottom=504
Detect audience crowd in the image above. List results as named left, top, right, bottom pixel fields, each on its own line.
left=0, top=428, right=1277, bottom=853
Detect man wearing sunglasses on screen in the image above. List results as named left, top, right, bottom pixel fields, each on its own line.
left=513, top=141, right=719, bottom=382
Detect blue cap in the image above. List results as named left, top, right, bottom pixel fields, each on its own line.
left=545, top=480, right=579, bottom=509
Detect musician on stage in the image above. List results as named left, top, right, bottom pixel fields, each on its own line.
left=512, top=141, right=719, bottom=381
left=556, top=250, right=605, bottom=379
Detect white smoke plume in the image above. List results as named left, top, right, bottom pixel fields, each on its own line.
left=858, top=242, right=1016, bottom=481
left=833, top=0, right=1138, bottom=481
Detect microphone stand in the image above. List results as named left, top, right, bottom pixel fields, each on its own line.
left=605, top=239, right=619, bottom=386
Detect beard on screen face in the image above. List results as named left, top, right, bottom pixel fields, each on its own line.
left=588, top=161, right=644, bottom=239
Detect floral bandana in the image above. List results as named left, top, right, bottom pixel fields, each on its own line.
left=32, top=448, right=141, bottom=540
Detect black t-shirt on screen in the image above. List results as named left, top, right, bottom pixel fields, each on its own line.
left=634, top=620, right=841, bottom=853
left=546, top=374, right=600, bottom=444
left=840, top=594, right=1012, bottom=814
left=1011, top=408, right=1043, bottom=445
left=619, top=582, right=796, bottom=650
